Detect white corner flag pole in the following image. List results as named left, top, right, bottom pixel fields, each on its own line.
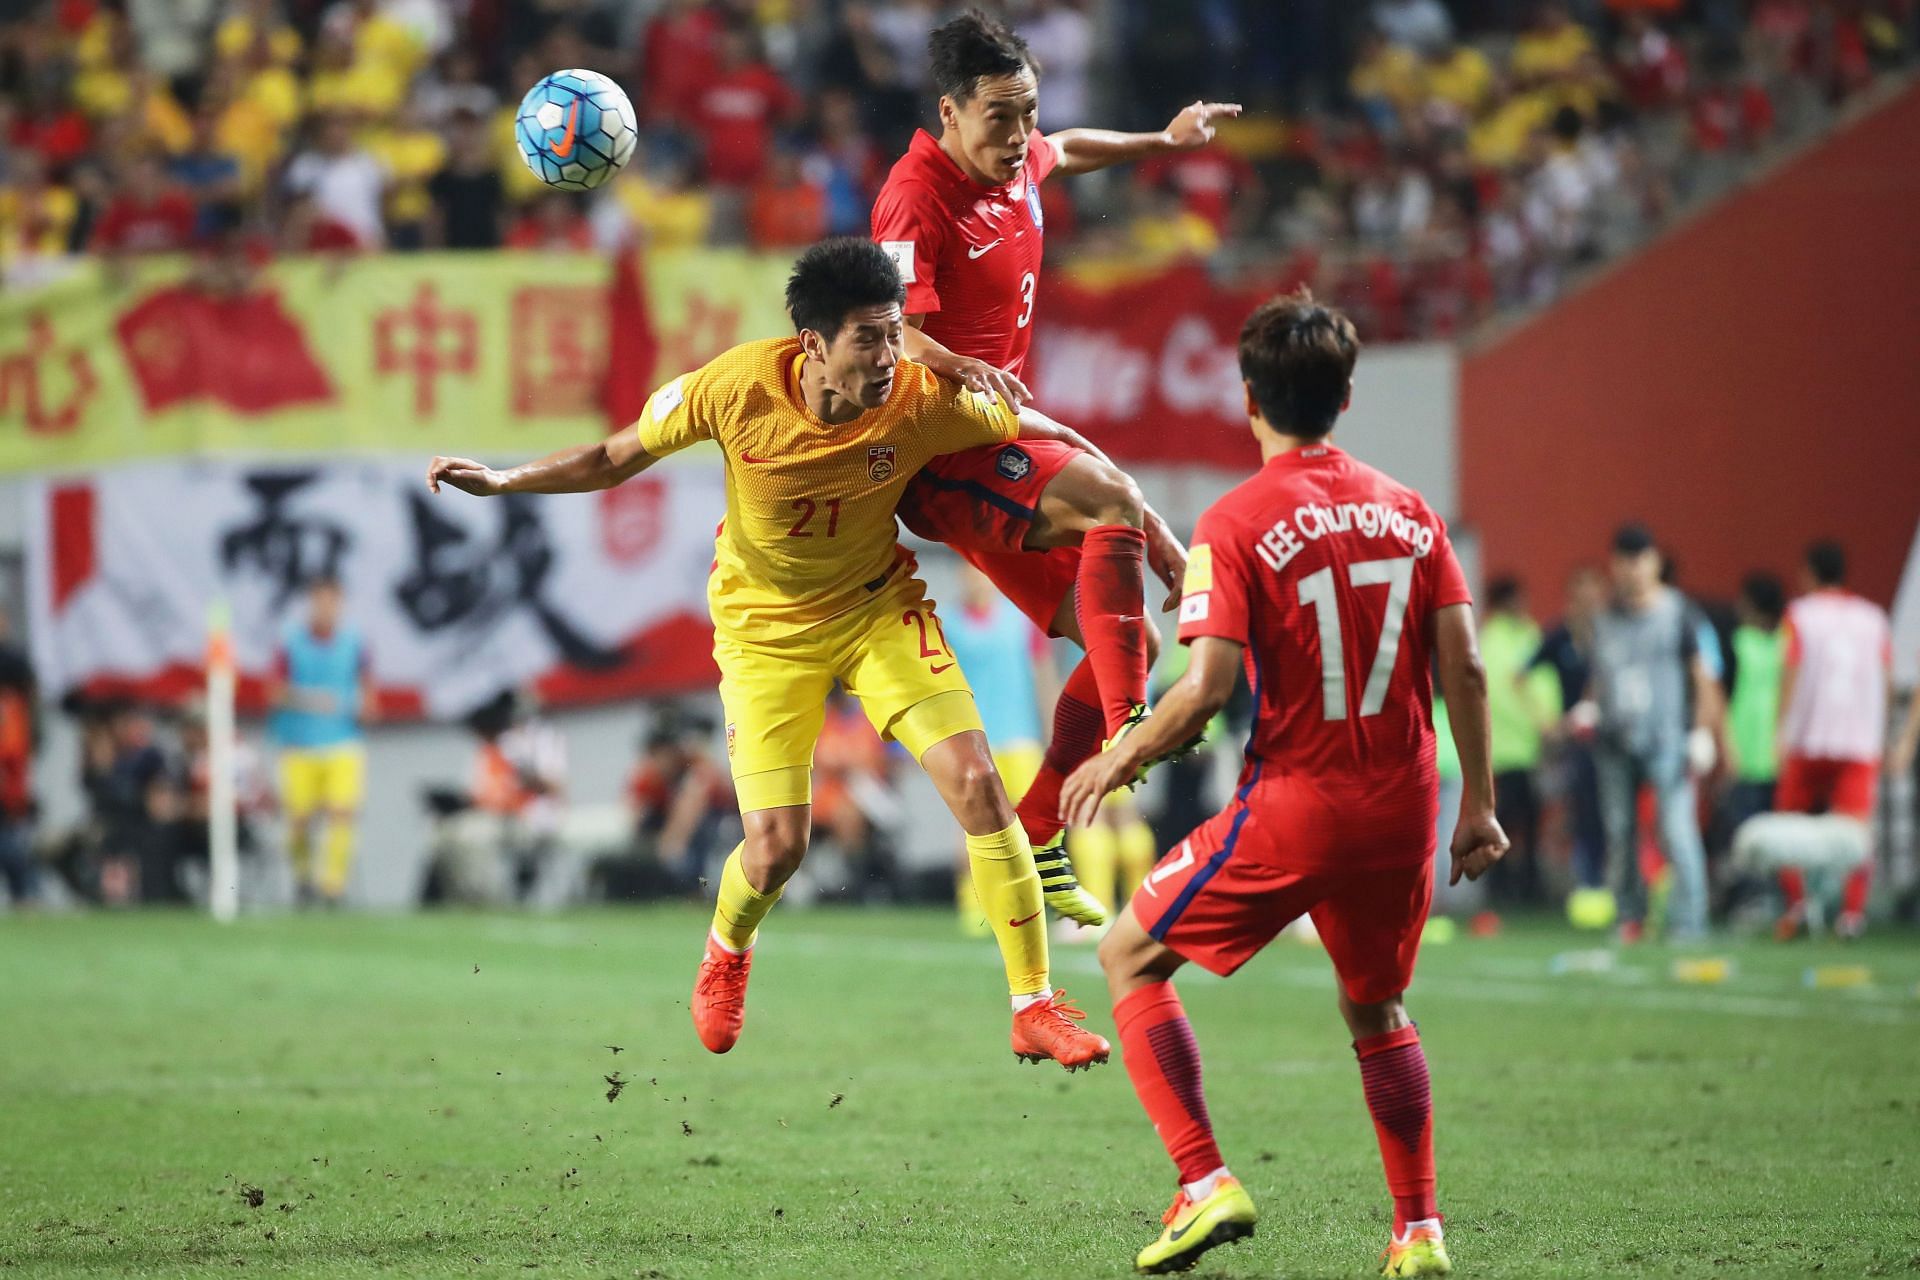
left=207, top=599, right=240, bottom=923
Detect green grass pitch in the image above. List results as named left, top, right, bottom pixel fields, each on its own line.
left=1, top=907, right=1916, bottom=1277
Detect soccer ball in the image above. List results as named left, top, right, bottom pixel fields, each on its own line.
left=514, top=69, right=637, bottom=191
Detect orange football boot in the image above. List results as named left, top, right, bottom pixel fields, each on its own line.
left=691, top=933, right=753, bottom=1054
left=1011, top=989, right=1111, bottom=1071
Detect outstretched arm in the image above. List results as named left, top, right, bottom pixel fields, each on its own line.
left=1059, top=635, right=1240, bottom=826
left=1046, top=101, right=1242, bottom=178
left=427, top=427, right=656, bottom=497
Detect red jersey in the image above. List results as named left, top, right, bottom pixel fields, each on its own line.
left=870, top=128, right=1057, bottom=378
left=1178, top=444, right=1471, bottom=870
left=92, top=192, right=197, bottom=254
left=691, top=63, right=798, bottom=186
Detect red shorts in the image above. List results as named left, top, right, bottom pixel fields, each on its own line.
left=1130, top=800, right=1433, bottom=1005
left=899, top=440, right=1081, bottom=634
left=1776, top=755, right=1878, bottom=819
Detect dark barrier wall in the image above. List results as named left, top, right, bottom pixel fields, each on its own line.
left=1460, top=83, right=1920, bottom=607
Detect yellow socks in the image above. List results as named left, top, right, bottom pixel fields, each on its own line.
left=711, top=844, right=782, bottom=952
left=966, top=821, right=1049, bottom=998
left=1068, top=823, right=1119, bottom=913
left=288, top=822, right=313, bottom=888
left=955, top=865, right=991, bottom=937
left=1117, top=816, right=1158, bottom=906
left=319, top=817, right=354, bottom=898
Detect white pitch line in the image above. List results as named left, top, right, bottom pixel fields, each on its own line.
left=771, top=929, right=1920, bottom=1027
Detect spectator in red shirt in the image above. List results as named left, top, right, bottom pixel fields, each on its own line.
left=1615, top=12, right=1689, bottom=109
left=1691, top=65, right=1775, bottom=152
left=91, top=153, right=198, bottom=255
left=637, top=0, right=724, bottom=125
left=691, top=22, right=801, bottom=188
left=504, top=196, right=593, bottom=251
left=1134, top=145, right=1263, bottom=238
left=746, top=148, right=827, bottom=248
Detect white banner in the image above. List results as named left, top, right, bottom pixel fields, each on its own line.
left=25, top=458, right=727, bottom=717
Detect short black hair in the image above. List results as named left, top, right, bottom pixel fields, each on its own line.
left=1486, top=575, right=1524, bottom=611
left=1740, top=571, right=1786, bottom=624
left=1237, top=287, right=1360, bottom=439
left=1612, top=522, right=1655, bottom=556
left=928, top=10, right=1033, bottom=103
left=785, top=237, right=906, bottom=341
left=1806, top=539, right=1846, bottom=586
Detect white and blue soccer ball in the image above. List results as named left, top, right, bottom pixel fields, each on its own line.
left=514, top=69, right=637, bottom=191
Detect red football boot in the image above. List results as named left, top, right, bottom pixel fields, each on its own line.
left=691, top=933, right=753, bottom=1054
left=1010, top=989, right=1111, bottom=1071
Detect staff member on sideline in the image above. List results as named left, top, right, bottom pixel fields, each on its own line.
left=268, top=575, right=375, bottom=907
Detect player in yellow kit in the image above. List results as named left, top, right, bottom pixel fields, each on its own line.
left=426, top=238, right=1109, bottom=1070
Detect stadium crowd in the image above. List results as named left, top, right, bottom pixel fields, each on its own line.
left=4, top=522, right=1916, bottom=942
left=1, top=0, right=1914, bottom=332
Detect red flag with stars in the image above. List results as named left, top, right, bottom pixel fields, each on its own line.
left=116, top=284, right=334, bottom=415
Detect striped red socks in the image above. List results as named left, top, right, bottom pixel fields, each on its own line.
left=1075, top=525, right=1149, bottom=738
left=1015, top=657, right=1105, bottom=848
left=1114, top=981, right=1223, bottom=1184
left=1355, top=1024, right=1437, bottom=1233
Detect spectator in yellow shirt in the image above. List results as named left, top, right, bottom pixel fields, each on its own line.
left=215, top=0, right=304, bottom=66
left=1422, top=39, right=1495, bottom=119
left=1349, top=29, right=1424, bottom=132
left=1511, top=2, right=1597, bottom=88
left=362, top=93, right=449, bottom=250
left=0, top=151, right=81, bottom=268
left=599, top=150, right=714, bottom=251
left=307, top=27, right=409, bottom=120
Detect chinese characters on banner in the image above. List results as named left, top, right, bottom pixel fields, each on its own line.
left=0, top=251, right=795, bottom=474
left=26, top=460, right=727, bottom=717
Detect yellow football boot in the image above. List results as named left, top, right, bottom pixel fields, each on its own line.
left=1134, top=1177, right=1256, bottom=1274
left=1380, top=1224, right=1452, bottom=1277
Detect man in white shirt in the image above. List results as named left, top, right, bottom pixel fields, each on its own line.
left=1775, top=540, right=1891, bottom=938
left=285, top=113, right=388, bottom=249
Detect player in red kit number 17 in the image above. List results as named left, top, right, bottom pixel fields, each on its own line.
left=1060, top=292, right=1510, bottom=1277
left=873, top=12, right=1241, bottom=924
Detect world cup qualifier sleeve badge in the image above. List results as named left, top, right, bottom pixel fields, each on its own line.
left=996, top=446, right=1032, bottom=481
left=867, top=446, right=898, bottom=482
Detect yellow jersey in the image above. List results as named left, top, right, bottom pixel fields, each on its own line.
left=637, top=337, right=1019, bottom=640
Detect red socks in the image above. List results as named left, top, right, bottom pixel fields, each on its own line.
left=1114, top=982, right=1222, bottom=1184
left=1782, top=865, right=1871, bottom=919
left=1355, top=1025, right=1437, bottom=1233
left=1779, top=867, right=1807, bottom=910
left=1842, top=864, right=1871, bottom=917
left=1075, top=525, right=1149, bottom=738
left=1015, top=657, right=1104, bottom=848
left=1118, top=986, right=1442, bottom=1232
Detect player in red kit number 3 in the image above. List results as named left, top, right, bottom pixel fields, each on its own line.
left=873, top=12, right=1240, bottom=923
left=1061, top=292, right=1509, bottom=1277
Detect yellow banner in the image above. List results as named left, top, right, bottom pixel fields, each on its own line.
left=0, top=250, right=795, bottom=474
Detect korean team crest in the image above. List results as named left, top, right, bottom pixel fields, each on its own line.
left=1025, top=179, right=1044, bottom=228
left=997, top=446, right=1032, bottom=481
left=868, top=445, right=898, bottom=482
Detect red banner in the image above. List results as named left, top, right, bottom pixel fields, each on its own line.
left=1027, top=266, right=1263, bottom=468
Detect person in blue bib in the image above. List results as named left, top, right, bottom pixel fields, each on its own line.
left=943, top=565, right=1055, bottom=934
left=267, top=576, right=374, bottom=906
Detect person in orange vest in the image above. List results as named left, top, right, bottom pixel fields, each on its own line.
left=0, top=606, right=38, bottom=907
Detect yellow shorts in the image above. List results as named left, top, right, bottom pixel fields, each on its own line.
left=992, top=741, right=1043, bottom=807
left=279, top=744, right=366, bottom=817
left=717, top=573, right=983, bottom=812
